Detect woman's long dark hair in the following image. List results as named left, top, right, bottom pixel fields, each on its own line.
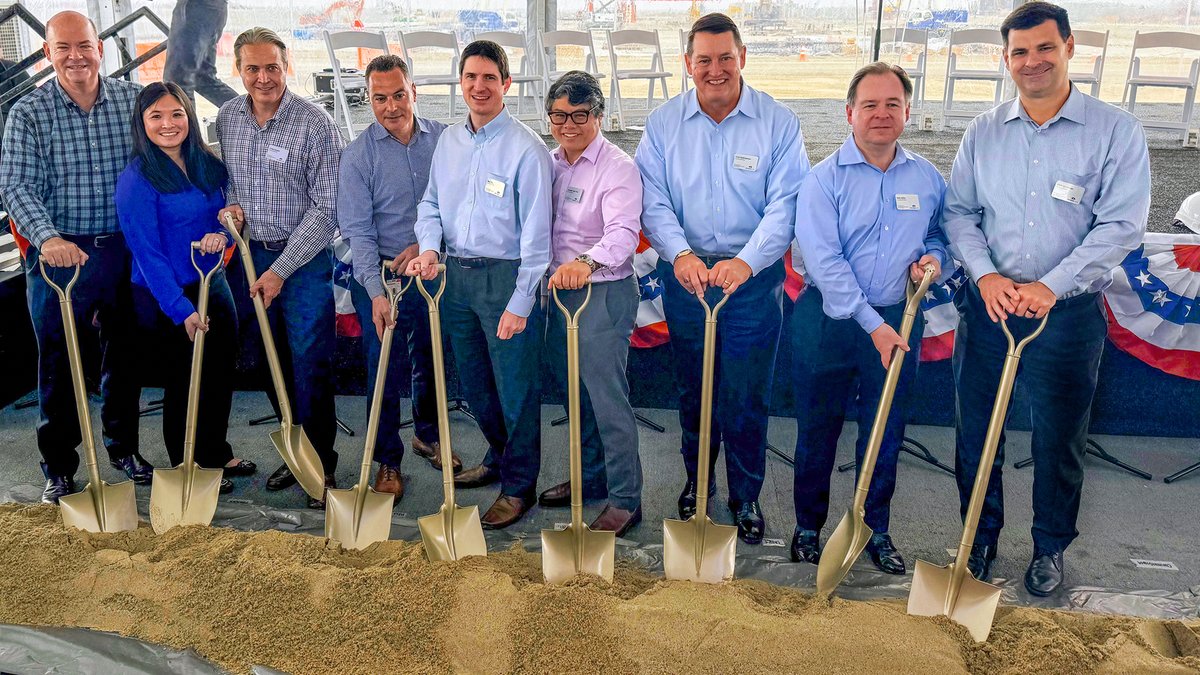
left=129, top=81, right=227, bottom=195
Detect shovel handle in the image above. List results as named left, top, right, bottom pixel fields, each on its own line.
left=190, top=240, right=224, bottom=285
left=37, top=257, right=81, bottom=302
left=551, top=282, right=593, bottom=533
left=692, top=288, right=729, bottom=524
left=380, top=265, right=413, bottom=314
left=550, top=281, right=592, bottom=327
left=416, top=267, right=459, bottom=509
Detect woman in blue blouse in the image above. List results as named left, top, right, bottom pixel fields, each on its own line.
left=115, top=81, right=254, bottom=493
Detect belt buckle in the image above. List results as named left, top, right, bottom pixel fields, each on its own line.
left=94, top=234, right=116, bottom=248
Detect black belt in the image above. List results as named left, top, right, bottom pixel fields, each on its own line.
left=61, top=232, right=123, bottom=248
left=697, top=254, right=733, bottom=267
left=448, top=255, right=514, bottom=269
left=251, top=239, right=289, bottom=252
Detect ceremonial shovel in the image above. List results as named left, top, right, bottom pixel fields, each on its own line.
left=817, top=264, right=938, bottom=594
left=40, top=259, right=137, bottom=533
left=149, top=243, right=225, bottom=534
left=662, top=290, right=737, bottom=583
left=416, top=267, right=487, bottom=561
left=222, top=213, right=326, bottom=500
left=542, top=283, right=616, bottom=584
left=908, top=311, right=1050, bottom=642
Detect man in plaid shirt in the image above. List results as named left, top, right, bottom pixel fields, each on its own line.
left=0, top=11, right=154, bottom=505
left=216, top=27, right=344, bottom=509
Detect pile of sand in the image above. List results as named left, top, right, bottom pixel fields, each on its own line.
left=0, top=503, right=1196, bottom=674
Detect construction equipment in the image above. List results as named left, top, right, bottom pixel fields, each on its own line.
left=908, top=311, right=1050, bottom=642
left=326, top=268, right=411, bottom=549
left=40, top=259, right=137, bottom=533
left=222, top=213, right=326, bottom=500
left=416, top=267, right=487, bottom=562
left=149, top=243, right=226, bottom=534
left=542, top=284, right=616, bottom=584
left=817, top=264, right=937, bottom=594
left=662, top=290, right=736, bottom=583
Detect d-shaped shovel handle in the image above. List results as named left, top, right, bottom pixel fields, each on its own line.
left=37, top=257, right=81, bottom=303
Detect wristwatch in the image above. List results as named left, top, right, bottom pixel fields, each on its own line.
left=674, top=249, right=694, bottom=263
left=576, top=254, right=603, bottom=273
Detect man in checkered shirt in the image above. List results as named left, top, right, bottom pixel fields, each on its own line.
left=216, top=27, right=345, bottom=509
left=0, top=11, right=155, bottom=505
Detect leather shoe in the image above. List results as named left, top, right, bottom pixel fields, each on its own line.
left=109, top=453, right=154, bottom=485
left=1024, top=549, right=1065, bottom=597
left=537, top=480, right=607, bottom=508
left=373, top=464, right=405, bottom=499
left=219, top=478, right=234, bottom=495
left=677, top=478, right=717, bottom=520
left=306, top=474, right=337, bottom=510
left=453, top=464, right=499, bottom=489
left=589, top=504, right=642, bottom=538
left=411, top=437, right=463, bottom=474
left=790, top=528, right=821, bottom=564
left=265, top=464, right=297, bottom=491
left=729, top=500, right=765, bottom=545
left=480, top=495, right=530, bottom=529
left=223, top=458, right=257, bottom=477
left=966, top=543, right=998, bottom=582
left=42, top=474, right=76, bottom=504
left=865, top=533, right=906, bottom=575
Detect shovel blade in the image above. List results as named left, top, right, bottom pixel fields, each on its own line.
left=662, top=516, right=737, bottom=583
left=908, top=559, right=1001, bottom=642
left=418, top=503, right=487, bottom=562
left=270, top=425, right=327, bottom=500
left=148, top=465, right=223, bottom=534
left=325, top=485, right=395, bottom=550
left=59, top=480, right=138, bottom=533
left=815, top=510, right=873, bottom=594
left=541, top=525, right=616, bottom=584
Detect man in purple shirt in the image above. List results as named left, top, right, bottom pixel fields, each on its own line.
left=538, top=71, right=644, bottom=536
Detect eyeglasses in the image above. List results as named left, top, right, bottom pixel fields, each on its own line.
left=548, top=108, right=598, bottom=125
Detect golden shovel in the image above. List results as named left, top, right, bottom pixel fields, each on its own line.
left=415, top=266, right=486, bottom=561
left=817, top=264, right=938, bottom=594
left=663, top=289, right=737, bottom=583
left=325, top=268, right=413, bottom=549
left=908, top=311, right=1050, bottom=642
left=149, top=243, right=226, bottom=534
left=39, top=259, right=138, bottom=533
left=542, top=283, right=616, bottom=584
left=222, top=213, right=326, bottom=500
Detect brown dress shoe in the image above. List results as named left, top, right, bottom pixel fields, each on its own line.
left=538, top=480, right=571, bottom=507
left=453, top=464, right=499, bottom=488
left=589, top=504, right=642, bottom=538
left=411, top=437, right=463, bottom=474
left=307, top=474, right=337, bottom=510
left=373, top=464, right=404, bottom=499
left=480, top=495, right=530, bottom=529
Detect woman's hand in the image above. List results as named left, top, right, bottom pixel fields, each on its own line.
left=184, top=312, right=209, bottom=342
left=199, top=233, right=227, bottom=255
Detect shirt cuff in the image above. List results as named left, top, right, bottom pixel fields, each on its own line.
left=735, top=248, right=770, bottom=277
left=963, top=254, right=999, bottom=284
left=661, top=235, right=692, bottom=266
left=505, top=290, right=536, bottom=318
left=26, top=223, right=58, bottom=250
left=1039, top=267, right=1076, bottom=299
left=853, top=304, right=885, bottom=335
left=268, top=256, right=298, bottom=281
left=166, top=297, right=196, bottom=325
left=583, top=245, right=619, bottom=270
left=363, top=273, right=385, bottom=299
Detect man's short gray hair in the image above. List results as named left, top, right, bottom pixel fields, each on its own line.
left=544, top=70, right=605, bottom=115
left=234, top=27, right=289, bottom=68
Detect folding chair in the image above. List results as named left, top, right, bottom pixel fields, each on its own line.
left=539, top=29, right=605, bottom=93
left=397, top=30, right=462, bottom=123
left=474, top=30, right=545, bottom=129
left=605, top=28, right=672, bottom=130
left=942, top=28, right=1006, bottom=126
left=1071, top=29, right=1109, bottom=99
left=323, top=29, right=388, bottom=141
left=678, top=28, right=691, bottom=93
left=878, top=27, right=928, bottom=111
left=1122, top=31, right=1200, bottom=142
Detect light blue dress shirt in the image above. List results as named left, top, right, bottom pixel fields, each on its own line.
left=943, top=85, right=1151, bottom=298
left=795, top=135, right=948, bottom=334
left=635, top=83, right=810, bottom=274
left=415, top=107, right=553, bottom=317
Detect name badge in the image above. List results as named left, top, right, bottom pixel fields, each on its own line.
left=265, top=145, right=289, bottom=163
left=733, top=154, right=759, bottom=171
left=895, top=194, right=921, bottom=211
left=565, top=186, right=584, bottom=203
left=1052, top=180, right=1085, bottom=205
left=485, top=178, right=507, bottom=198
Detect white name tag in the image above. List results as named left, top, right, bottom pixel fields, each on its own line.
left=733, top=154, right=759, bottom=171
left=1052, top=180, right=1085, bottom=204
left=484, top=178, right=507, bottom=198
left=895, top=194, right=921, bottom=211
left=265, top=145, right=289, bottom=163
left=565, top=186, right=584, bottom=203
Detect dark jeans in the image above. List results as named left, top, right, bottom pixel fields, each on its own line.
left=163, top=0, right=238, bottom=107
left=953, top=281, right=1106, bottom=554
left=132, top=272, right=237, bottom=468
left=349, top=272, right=438, bottom=468
left=791, top=287, right=923, bottom=533
left=658, top=257, right=785, bottom=504
left=25, top=233, right=140, bottom=478
left=441, top=257, right=541, bottom=500
left=250, top=243, right=338, bottom=472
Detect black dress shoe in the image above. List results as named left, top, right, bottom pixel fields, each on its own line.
left=790, top=528, right=821, bottom=564
left=677, top=479, right=717, bottom=520
left=1024, top=549, right=1065, bottom=597
left=306, top=474, right=337, bottom=510
left=966, top=543, right=998, bottom=582
left=266, top=464, right=297, bottom=491
left=219, top=478, right=234, bottom=495
left=42, top=475, right=76, bottom=504
left=865, top=533, right=906, bottom=575
left=729, top=500, right=764, bottom=545
left=223, top=458, right=257, bottom=477
left=109, top=453, right=154, bottom=485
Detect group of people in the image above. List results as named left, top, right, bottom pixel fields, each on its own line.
left=0, top=0, right=1150, bottom=599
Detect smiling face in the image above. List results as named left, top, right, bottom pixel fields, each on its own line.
left=368, top=68, right=416, bottom=138
left=686, top=30, right=746, bottom=115
left=237, top=42, right=288, bottom=112
left=143, top=92, right=189, bottom=153
left=43, top=12, right=102, bottom=91
left=548, top=96, right=601, bottom=162
left=460, top=55, right=511, bottom=125
left=1004, top=18, right=1074, bottom=101
left=846, top=72, right=909, bottom=150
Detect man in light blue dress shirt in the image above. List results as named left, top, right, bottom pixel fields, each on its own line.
left=408, top=41, right=553, bottom=530
left=790, top=63, right=946, bottom=575
left=943, top=2, right=1150, bottom=596
left=635, top=13, right=809, bottom=544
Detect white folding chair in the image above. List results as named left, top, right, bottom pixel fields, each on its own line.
left=605, top=29, right=673, bottom=130
left=878, top=27, right=929, bottom=111
left=539, top=29, right=605, bottom=93
left=474, top=31, right=544, bottom=129
left=678, top=28, right=691, bottom=93
left=323, top=29, right=388, bottom=141
left=1122, top=31, right=1200, bottom=141
left=397, top=30, right=461, bottom=123
left=1070, top=29, right=1109, bottom=99
left=942, top=28, right=1007, bottom=126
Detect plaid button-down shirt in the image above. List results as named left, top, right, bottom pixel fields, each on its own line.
left=217, top=89, right=344, bottom=279
left=0, top=77, right=140, bottom=248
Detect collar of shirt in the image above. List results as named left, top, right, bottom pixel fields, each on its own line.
left=682, top=80, right=760, bottom=123
left=1003, top=83, right=1086, bottom=129
left=52, top=75, right=108, bottom=111
left=466, top=106, right=514, bottom=142
left=552, top=132, right=604, bottom=168
left=836, top=134, right=914, bottom=172
left=367, top=115, right=434, bottom=144
left=233, top=88, right=298, bottom=128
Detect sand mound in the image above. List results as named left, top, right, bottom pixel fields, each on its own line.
left=0, top=504, right=1196, bottom=674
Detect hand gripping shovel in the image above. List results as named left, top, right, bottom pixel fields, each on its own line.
left=908, top=311, right=1050, bottom=642
left=39, top=259, right=138, bottom=533
left=817, top=264, right=938, bottom=594
left=415, top=267, right=486, bottom=561
left=149, top=244, right=226, bottom=534
left=222, top=213, right=326, bottom=500
left=542, top=283, right=616, bottom=584
left=325, top=268, right=412, bottom=549
left=662, top=289, right=737, bottom=583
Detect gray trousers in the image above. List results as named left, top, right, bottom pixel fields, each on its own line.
left=546, top=277, right=643, bottom=510
left=164, top=0, right=238, bottom=107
